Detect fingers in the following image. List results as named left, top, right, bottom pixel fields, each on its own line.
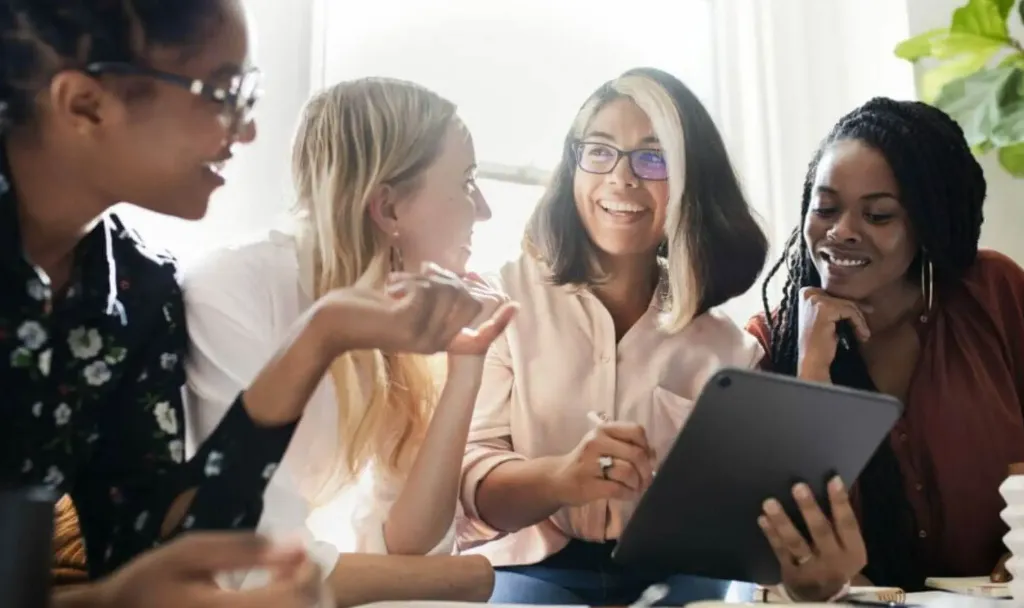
left=599, top=421, right=653, bottom=453
left=800, top=287, right=871, bottom=342
left=588, top=432, right=654, bottom=489
left=448, top=302, right=519, bottom=354
left=827, top=477, right=865, bottom=555
left=157, top=533, right=304, bottom=577
left=760, top=498, right=814, bottom=563
left=791, top=483, right=840, bottom=556
left=992, top=552, right=1013, bottom=583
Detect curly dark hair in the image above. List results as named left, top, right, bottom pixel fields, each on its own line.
left=760, top=97, right=987, bottom=590
left=0, top=0, right=225, bottom=133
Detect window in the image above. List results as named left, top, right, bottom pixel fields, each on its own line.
left=316, top=0, right=717, bottom=273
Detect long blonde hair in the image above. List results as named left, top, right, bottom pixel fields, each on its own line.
left=291, top=77, right=457, bottom=481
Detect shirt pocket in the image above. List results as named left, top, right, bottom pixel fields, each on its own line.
left=650, top=386, right=696, bottom=468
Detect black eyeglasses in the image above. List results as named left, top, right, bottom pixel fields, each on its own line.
left=84, top=62, right=262, bottom=136
left=572, top=141, right=668, bottom=181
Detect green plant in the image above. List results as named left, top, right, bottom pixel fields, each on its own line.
left=895, top=0, right=1024, bottom=177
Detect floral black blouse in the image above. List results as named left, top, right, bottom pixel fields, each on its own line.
left=0, top=148, right=298, bottom=578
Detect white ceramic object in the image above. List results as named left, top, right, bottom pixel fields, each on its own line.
left=999, top=470, right=1024, bottom=601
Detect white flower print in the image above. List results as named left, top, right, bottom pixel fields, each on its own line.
left=105, top=347, right=127, bottom=365
left=9, top=347, right=31, bottom=368
left=53, top=403, right=72, bottom=426
left=204, top=451, right=224, bottom=477
left=21, top=459, right=32, bottom=473
left=262, top=463, right=278, bottom=480
left=168, top=439, right=184, bottom=464
left=162, top=303, right=173, bottom=324
left=182, top=515, right=195, bottom=529
left=43, top=466, right=64, bottom=488
left=83, top=360, right=112, bottom=386
left=37, top=349, right=51, bottom=376
left=68, top=327, right=103, bottom=359
left=26, top=279, right=48, bottom=301
left=134, top=511, right=149, bottom=531
left=159, top=352, right=178, bottom=371
left=153, top=402, right=179, bottom=435
left=0, top=169, right=8, bottom=195
left=16, top=321, right=47, bottom=350
left=31, top=402, right=43, bottom=417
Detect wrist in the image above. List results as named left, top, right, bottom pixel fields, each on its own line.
left=446, top=354, right=485, bottom=379
left=540, top=454, right=571, bottom=506
left=53, top=581, right=111, bottom=608
left=308, top=299, right=354, bottom=360
left=797, top=356, right=831, bottom=383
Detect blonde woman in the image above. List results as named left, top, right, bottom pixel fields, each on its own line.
left=183, top=78, right=515, bottom=604
left=457, top=68, right=768, bottom=605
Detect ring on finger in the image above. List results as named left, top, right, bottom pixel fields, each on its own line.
left=598, top=455, right=613, bottom=480
left=791, top=554, right=813, bottom=567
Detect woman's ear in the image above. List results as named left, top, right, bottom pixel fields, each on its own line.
left=367, top=184, right=399, bottom=236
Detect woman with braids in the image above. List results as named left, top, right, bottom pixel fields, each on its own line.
left=0, top=0, right=493, bottom=605
left=747, top=97, right=1024, bottom=601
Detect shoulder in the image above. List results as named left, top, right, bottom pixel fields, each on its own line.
left=491, top=253, right=556, bottom=300
left=181, top=229, right=302, bottom=306
left=679, top=308, right=764, bottom=367
left=107, top=214, right=181, bottom=302
left=960, top=249, right=1024, bottom=296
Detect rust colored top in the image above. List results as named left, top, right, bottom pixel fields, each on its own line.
left=747, top=250, right=1024, bottom=578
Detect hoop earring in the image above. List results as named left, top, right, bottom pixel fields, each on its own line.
left=389, top=231, right=404, bottom=272
left=920, top=252, right=933, bottom=322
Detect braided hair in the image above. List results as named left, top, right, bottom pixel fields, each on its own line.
left=760, top=97, right=987, bottom=590
left=0, top=0, right=224, bottom=134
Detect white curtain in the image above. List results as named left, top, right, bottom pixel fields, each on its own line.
left=711, top=0, right=917, bottom=320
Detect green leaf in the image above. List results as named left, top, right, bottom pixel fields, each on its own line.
left=999, top=52, right=1024, bottom=69
left=1019, top=0, right=1024, bottom=25
left=935, top=66, right=1024, bottom=147
left=895, top=28, right=949, bottom=60
left=994, top=0, right=1017, bottom=19
left=951, top=0, right=1012, bottom=39
left=922, top=48, right=1003, bottom=101
left=997, top=141, right=1024, bottom=176
left=931, top=31, right=1008, bottom=58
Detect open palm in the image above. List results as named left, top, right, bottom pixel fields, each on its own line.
left=448, top=272, right=518, bottom=355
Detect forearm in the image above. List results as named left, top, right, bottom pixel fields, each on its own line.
left=385, top=357, right=483, bottom=554
left=243, top=306, right=337, bottom=427
left=326, top=553, right=494, bottom=607
left=52, top=584, right=106, bottom=608
left=475, top=456, right=565, bottom=533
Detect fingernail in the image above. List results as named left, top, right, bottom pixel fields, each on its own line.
left=757, top=515, right=769, bottom=528
left=829, top=476, right=845, bottom=492
left=763, top=499, right=781, bottom=514
left=793, top=483, right=811, bottom=499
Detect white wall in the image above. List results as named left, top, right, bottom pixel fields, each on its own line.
left=905, top=0, right=1024, bottom=263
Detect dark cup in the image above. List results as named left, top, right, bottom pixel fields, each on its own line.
left=0, top=486, right=57, bottom=608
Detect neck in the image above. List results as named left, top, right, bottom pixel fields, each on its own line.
left=5, top=134, right=109, bottom=285
left=591, top=252, right=658, bottom=328
left=862, top=280, right=923, bottom=333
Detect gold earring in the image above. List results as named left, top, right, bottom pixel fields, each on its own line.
left=920, top=253, right=933, bottom=322
left=389, top=231, right=404, bottom=272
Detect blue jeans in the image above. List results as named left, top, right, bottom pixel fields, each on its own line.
left=489, top=540, right=756, bottom=606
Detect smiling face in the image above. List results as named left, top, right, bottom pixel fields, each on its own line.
left=803, top=138, right=918, bottom=301
left=572, top=97, right=670, bottom=261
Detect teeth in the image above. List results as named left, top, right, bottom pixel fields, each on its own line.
left=599, top=201, right=645, bottom=213
left=828, top=256, right=868, bottom=267
left=206, top=161, right=226, bottom=174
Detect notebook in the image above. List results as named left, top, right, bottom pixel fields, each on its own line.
left=924, top=576, right=1011, bottom=598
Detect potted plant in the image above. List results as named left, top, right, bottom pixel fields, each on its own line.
left=895, top=0, right=1024, bottom=177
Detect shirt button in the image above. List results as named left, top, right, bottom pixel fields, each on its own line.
left=899, top=433, right=908, bottom=442
left=919, top=529, right=928, bottom=538
left=914, top=483, right=923, bottom=491
left=600, top=354, right=612, bottom=363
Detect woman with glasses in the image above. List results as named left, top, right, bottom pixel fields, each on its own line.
left=456, top=67, right=769, bottom=605
left=0, top=0, right=488, bottom=605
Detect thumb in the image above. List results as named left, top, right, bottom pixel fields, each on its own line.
left=476, top=302, right=518, bottom=338
left=158, top=533, right=306, bottom=577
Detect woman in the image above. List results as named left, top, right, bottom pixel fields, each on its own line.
left=457, top=67, right=769, bottom=605
left=0, top=0, right=488, bottom=605
left=183, top=78, right=514, bottom=602
left=748, top=97, right=1024, bottom=601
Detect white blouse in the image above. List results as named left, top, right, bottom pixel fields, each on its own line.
left=182, top=229, right=455, bottom=589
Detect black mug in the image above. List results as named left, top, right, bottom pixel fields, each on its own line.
left=0, top=486, right=57, bottom=608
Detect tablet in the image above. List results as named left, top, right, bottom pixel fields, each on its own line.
left=611, top=367, right=903, bottom=585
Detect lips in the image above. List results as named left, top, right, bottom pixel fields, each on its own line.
left=598, top=200, right=646, bottom=215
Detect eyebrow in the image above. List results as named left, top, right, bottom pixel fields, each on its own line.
left=816, top=185, right=899, bottom=201
left=584, top=130, right=660, bottom=146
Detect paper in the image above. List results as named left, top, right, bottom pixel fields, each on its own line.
left=924, top=576, right=1011, bottom=598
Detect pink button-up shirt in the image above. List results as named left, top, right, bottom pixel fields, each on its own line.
left=457, top=253, right=763, bottom=567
